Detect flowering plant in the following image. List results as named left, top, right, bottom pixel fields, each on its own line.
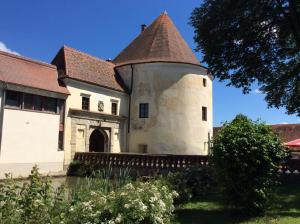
left=0, top=167, right=177, bottom=224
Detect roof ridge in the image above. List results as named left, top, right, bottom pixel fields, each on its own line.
left=63, top=45, right=115, bottom=66
left=0, top=50, right=56, bottom=69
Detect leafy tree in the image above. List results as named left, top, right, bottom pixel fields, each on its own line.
left=212, top=115, right=287, bottom=215
left=190, top=0, right=300, bottom=116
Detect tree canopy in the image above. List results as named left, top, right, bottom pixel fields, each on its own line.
left=190, top=0, right=300, bottom=116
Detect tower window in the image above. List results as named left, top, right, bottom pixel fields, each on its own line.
left=202, top=107, right=207, bottom=121
left=82, top=96, right=90, bottom=110
left=111, top=102, right=118, bottom=115
left=139, top=103, right=149, bottom=118
left=203, top=78, right=207, bottom=87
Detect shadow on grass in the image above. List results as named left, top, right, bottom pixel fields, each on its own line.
left=270, top=177, right=300, bottom=215
left=174, top=178, right=300, bottom=224
left=174, top=208, right=246, bottom=224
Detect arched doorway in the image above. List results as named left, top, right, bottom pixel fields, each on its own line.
left=89, top=129, right=106, bottom=152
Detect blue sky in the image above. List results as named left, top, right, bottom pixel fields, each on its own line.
left=0, top=0, right=299, bottom=126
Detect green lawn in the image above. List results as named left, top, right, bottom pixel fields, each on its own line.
left=174, top=178, right=300, bottom=224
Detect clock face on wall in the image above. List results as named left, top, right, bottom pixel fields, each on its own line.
left=98, top=101, right=104, bottom=112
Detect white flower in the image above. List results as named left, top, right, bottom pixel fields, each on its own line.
left=172, top=190, right=179, bottom=198
left=115, top=214, right=122, bottom=223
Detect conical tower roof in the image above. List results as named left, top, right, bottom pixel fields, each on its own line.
left=113, top=12, right=201, bottom=67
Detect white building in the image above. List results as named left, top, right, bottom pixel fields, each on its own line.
left=0, top=12, right=212, bottom=177
left=0, top=51, right=69, bottom=177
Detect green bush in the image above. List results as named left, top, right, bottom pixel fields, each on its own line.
left=0, top=166, right=177, bottom=224
left=166, top=166, right=214, bottom=203
left=212, top=114, right=287, bottom=215
left=0, top=166, right=68, bottom=224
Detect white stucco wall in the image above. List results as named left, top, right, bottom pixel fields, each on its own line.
left=0, top=109, right=63, bottom=178
left=63, top=79, right=128, bottom=164
left=117, top=63, right=213, bottom=155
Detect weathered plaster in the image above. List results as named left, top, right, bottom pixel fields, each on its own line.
left=116, top=62, right=213, bottom=155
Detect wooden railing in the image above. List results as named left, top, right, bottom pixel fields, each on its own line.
left=72, top=152, right=300, bottom=175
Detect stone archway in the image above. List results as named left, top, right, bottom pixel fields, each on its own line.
left=89, top=129, right=107, bottom=152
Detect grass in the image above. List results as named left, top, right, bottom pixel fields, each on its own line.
left=174, top=177, right=300, bottom=224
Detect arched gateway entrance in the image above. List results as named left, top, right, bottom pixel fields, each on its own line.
left=89, top=129, right=107, bottom=152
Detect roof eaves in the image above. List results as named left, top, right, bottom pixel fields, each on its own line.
left=0, top=50, right=57, bottom=70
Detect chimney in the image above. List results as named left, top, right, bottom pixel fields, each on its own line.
left=141, top=24, right=147, bottom=32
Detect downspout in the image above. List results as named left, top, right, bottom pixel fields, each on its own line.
left=126, top=64, right=134, bottom=152
left=128, top=64, right=134, bottom=133
left=0, top=82, right=7, bottom=155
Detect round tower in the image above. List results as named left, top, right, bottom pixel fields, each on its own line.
left=114, top=12, right=213, bottom=155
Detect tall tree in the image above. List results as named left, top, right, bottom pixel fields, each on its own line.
left=190, top=0, right=300, bottom=116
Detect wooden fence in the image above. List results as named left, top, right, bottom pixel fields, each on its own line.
left=72, top=152, right=300, bottom=176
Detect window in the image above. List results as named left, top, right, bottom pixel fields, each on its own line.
left=203, top=78, right=207, bottom=87
left=82, top=96, right=90, bottom=110
left=24, top=93, right=34, bottom=110
left=5, top=90, right=60, bottom=114
left=43, top=97, right=57, bottom=113
left=139, top=103, right=149, bottom=118
left=138, top=144, right=148, bottom=153
left=58, top=99, right=65, bottom=151
left=111, top=102, right=118, bottom=115
left=33, top=95, right=43, bottom=111
left=202, top=106, right=207, bottom=121
left=5, top=90, right=21, bottom=108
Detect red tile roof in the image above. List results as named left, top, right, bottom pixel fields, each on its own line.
left=269, top=124, right=300, bottom=143
left=0, top=50, right=69, bottom=94
left=52, top=46, right=125, bottom=92
left=213, top=123, right=300, bottom=143
left=113, top=12, right=201, bottom=67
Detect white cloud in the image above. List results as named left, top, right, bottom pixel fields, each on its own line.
left=253, top=88, right=263, bottom=94
left=280, top=122, right=289, bottom=124
left=0, top=41, right=19, bottom=55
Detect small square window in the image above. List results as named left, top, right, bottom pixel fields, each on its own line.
left=111, top=102, right=118, bottom=115
left=82, top=97, right=90, bottom=110
left=5, top=90, right=21, bottom=108
left=202, top=107, right=207, bottom=121
left=203, top=78, right=207, bottom=87
left=139, top=103, right=149, bottom=118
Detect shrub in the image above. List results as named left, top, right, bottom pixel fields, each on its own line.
left=0, top=166, right=177, bottom=224
left=212, top=114, right=287, bottom=215
left=166, top=166, right=214, bottom=203
left=0, top=166, right=69, bottom=224
left=67, top=180, right=178, bottom=224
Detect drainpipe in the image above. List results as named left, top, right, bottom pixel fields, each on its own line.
left=0, top=82, right=7, bottom=155
left=126, top=64, right=134, bottom=152
left=128, top=64, right=134, bottom=133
